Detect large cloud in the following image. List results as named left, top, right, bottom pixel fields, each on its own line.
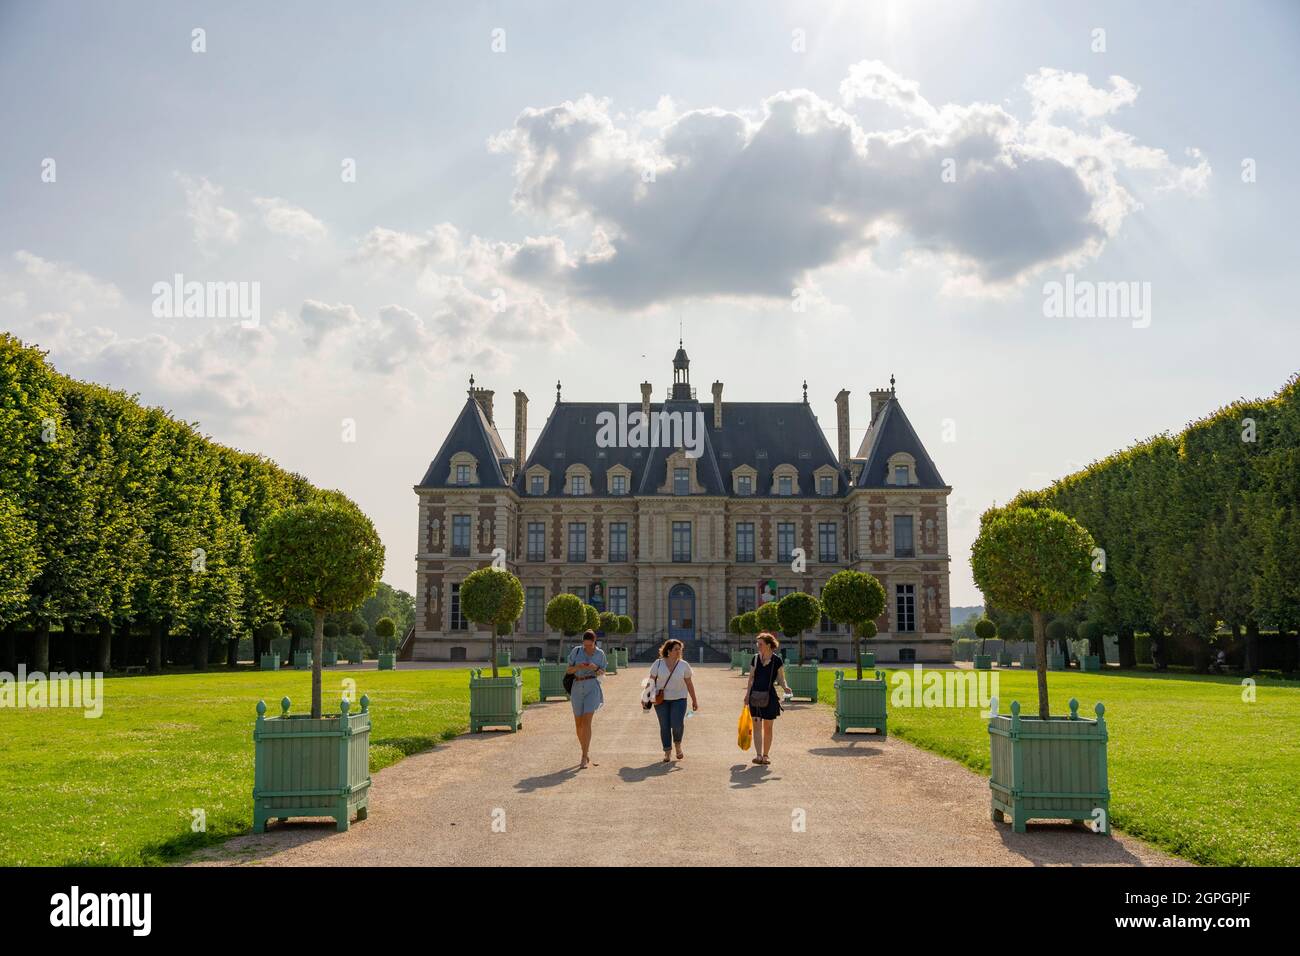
left=486, top=61, right=1210, bottom=307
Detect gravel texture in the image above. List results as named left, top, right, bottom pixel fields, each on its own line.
left=186, top=663, right=1185, bottom=867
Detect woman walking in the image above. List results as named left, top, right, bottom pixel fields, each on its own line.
left=567, top=630, right=606, bottom=769
left=646, top=638, right=699, bottom=762
left=744, top=632, right=790, bottom=765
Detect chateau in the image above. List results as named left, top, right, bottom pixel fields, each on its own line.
left=407, top=345, right=953, bottom=663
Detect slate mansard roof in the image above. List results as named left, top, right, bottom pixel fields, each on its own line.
left=418, top=381, right=947, bottom=497
left=853, top=393, right=947, bottom=489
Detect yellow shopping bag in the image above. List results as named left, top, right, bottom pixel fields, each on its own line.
left=737, top=704, right=753, bottom=751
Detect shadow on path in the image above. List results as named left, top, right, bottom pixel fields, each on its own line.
left=618, top=761, right=677, bottom=783
left=729, top=764, right=780, bottom=788
left=515, top=766, right=580, bottom=792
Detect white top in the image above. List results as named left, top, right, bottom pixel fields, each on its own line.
left=648, top=658, right=694, bottom=700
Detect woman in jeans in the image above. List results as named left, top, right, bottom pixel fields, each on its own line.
left=744, top=632, right=790, bottom=765
left=647, top=638, right=699, bottom=762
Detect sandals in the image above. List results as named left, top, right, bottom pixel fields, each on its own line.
left=662, top=752, right=672, bottom=763
left=675, top=749, right=685, bottom=760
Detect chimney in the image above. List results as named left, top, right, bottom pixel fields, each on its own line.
left=711, top=381, right=723, bottom=428
left=834, top=389, right=851, bottom=467
left=640, top=381, right=652, bottom=422
left=513, top=390, right=528, bottom=470
left=869, top=387, right=892, bottom=426
left=471, top=387, right=495, bottom=424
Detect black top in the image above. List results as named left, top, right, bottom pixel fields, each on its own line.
left=751, top=654, right=784, bottom=691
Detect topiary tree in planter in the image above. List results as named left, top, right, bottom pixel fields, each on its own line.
left=460, top=567, right=525, bottom=678
left=857, top=620, right=878, bottom=668
left=739, top=610, right=758, bottom=637
left=255, top=621, right=283, bottom=669
left=755, top=601, right=781, bottom=636
left=970, top=506, right=1097, bottom=719
left=617, top=614, right=633, bottom=636
left=974, top=618, right=997, bottom=669
left=1046, top=618, right=1070, bottom=667
left=582, top=603, right=600, bottom=634
left=374, top=615, right=395, bottom=668
left=546, top=592, right=585, bottom=661
left=1077, top=620, right=1103, bottom=670
left=776, top=592, right=821, bottom=665
left=821, top=569, right=887, bottom=680
left=598, top=610, right=618, bottom=635
left=253, top=501, right=385, bottom=718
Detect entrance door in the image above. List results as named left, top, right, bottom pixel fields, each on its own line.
left=668, top=584, right=695, bottom=644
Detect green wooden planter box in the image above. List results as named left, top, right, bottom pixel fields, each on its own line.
left=616, top=647, right=629, bottom=668
left=495, top=649, right=511, bottom=669
left=730, top=651, right=744, bottom=670
left=739, top=654, right=751, bottom=676
left=973, top=654, right=993, bottom=670
left=469, top=667, right=524, bottom=732
left=785, top=662, right=819, bottom=702
left=1020, top=649, right=1036, bottom=669
left=833, top=669, right=887, bottom=735
left=1081, top=655, right=1101, bottom=672
left=346, top=654, right=365, bottom=665
left=604, top=650, right=618, bottom=674
left=252, top=695, right=371, bottom=832
left=259, top=653, right=280, bottom=671
left=377, top=652, right=396, bottom=670
left=1048, top=651, right=1066, bottom=670
left=322, top=651, right=338, bottom=666
left=537, top=660, right=569, bottom=701
left=293, top=651, right=313, bottom=670
left=858, top=651, right=875, bottom=669
left=997, top=650, right=1014, bottom=667
left=988, top=698, right=1110, bottom=834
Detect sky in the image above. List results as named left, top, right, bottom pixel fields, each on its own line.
left=2, top=0, right=1298, bottom=606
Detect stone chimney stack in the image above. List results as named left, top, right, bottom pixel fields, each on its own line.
left=834, top=389, right=851, bottom=467
left=640, top=381, right=652, bottom=422
left=711, top=381, right=723, bottom=428
left=513, top=390, right=528, bottom=470
left=471, top=387, right=495, bottom=424
left=869, top=386, right=892, bottom=426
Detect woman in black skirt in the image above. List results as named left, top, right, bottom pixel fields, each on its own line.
left=744, top=632, right=790, bottom=765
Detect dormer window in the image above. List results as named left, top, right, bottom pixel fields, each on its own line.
left=612, top=475, right=626, bottom=495
left=818, top=475, right=834, bottom=496
left=894, top=465, right=910, bottom=485
left=778, top=476, right=793, bottom=496
left=673, top=467, right=690, bottom=495
left=737, top=475, right=753, bottom=496
left=572, top=475, right=587, bottom=495
left=530, top=475, right=545, bottom=495
left=447, top=452, right=479, bottom=486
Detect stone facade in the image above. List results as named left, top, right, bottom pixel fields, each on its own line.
left=411, top=352, right=952, bottom=663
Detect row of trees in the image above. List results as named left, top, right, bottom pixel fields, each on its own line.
left=1005, top=374, right=1300, bottom=672
left=728, top=571, right=887, bottom=678
left=0, top=334, right=370, bottom=673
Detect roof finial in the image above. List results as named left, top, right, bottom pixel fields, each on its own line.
left=802, top=379, right=808, bottom=403
left=556, top=379, right=562, bottom=403
left=890, top=373, right=896, bottom=394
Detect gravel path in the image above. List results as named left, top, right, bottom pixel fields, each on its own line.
left=186, top=664, right=1185, bottom=867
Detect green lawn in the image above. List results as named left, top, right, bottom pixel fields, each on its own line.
left=817, top=665, right=1300, bottom=866
left=0, top=666, right=540, bottom=866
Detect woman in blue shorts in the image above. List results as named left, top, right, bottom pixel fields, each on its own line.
left=567, top=630, right=606, bottom=769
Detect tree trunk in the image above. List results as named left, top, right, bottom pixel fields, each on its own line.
left=853, top=624, right=862, bottom=681
left=33, top=618, right=50, bottom=673
left=311, top=609, right=325, bottom=718
left=289, top=627, right=301, bottom=661
left=192, top=630, right=209, bottom=671
left=1032, top=610, right=1050, bottom=720
left=1118, top=625, right=1136, bottom=669
left=1, top=624, right=15, bottom=673
left=97, top=619, right=112, bottom=673
left=226, top=637, right=239, bottom=667
left=1243, top=619, right=1260, bottom=674
left=491, top=627, right=499, bottom=679
left=148, top=619, right=164, bottom=673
